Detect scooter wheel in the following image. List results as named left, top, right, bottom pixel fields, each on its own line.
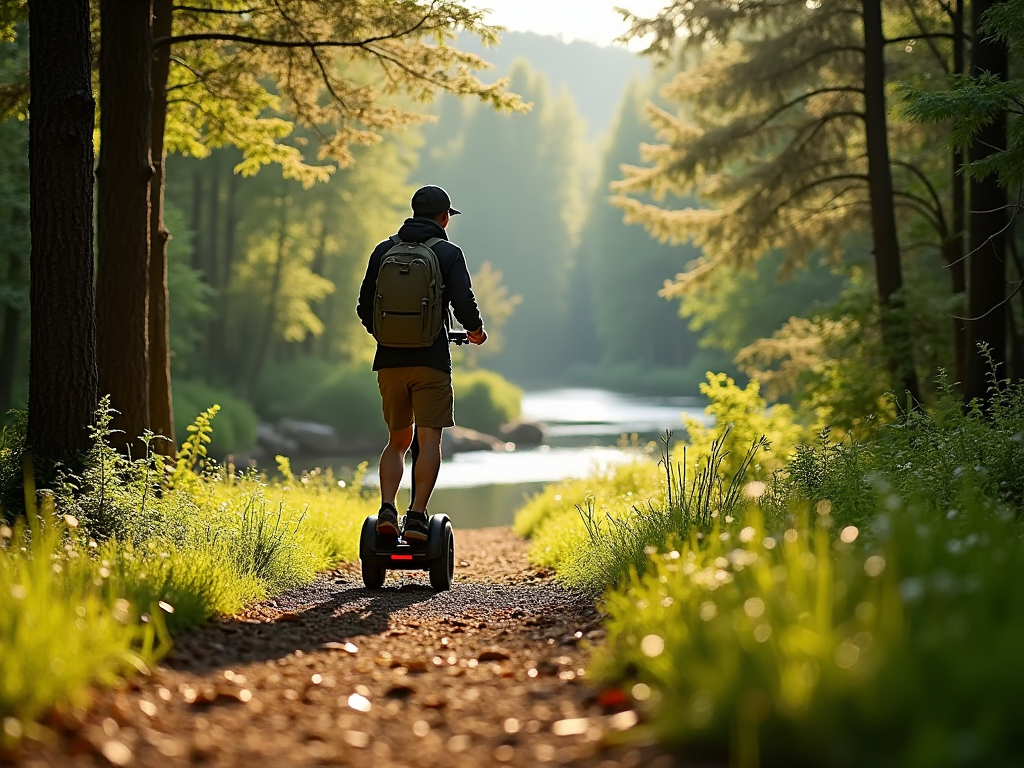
left=429, top=522, right=454, bottom=591
left=361, top=558, right=386, bottom=589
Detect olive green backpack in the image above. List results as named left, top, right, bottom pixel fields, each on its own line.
left=372, top=235, right=446, bottom=348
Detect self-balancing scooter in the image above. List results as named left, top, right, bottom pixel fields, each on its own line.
left=358, top=332, right=470, bottom=591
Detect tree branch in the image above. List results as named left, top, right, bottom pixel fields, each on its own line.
left=171, top=4, right=261, bottom=14
left=892, top=159, right=947, bottom=236
left=730, top=87, right=864, bottom=143
left=155, top=10, right=434, bottom=50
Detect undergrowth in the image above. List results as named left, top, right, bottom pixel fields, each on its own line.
left=0, top=398, right=374, bottom=735
left=517, top=365, right=1024, bottom=766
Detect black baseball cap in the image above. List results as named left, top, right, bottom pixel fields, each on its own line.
left=411, top=185, right=461, bottom=217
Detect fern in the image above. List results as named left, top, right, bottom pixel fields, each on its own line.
left=172, top=405, right=220, bottom=484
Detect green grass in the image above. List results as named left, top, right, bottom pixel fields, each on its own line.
left=595, top=496, right=1024, bottom=768
left=0, top=400, right=376, bottom=734
left=516, top=367, right=1024, bottom=766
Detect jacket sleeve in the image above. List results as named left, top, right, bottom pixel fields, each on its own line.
left=447, top=246, right=484, bottom=332
left=356, top=246, right=382, bottom=333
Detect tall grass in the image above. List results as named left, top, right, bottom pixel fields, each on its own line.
left=0, top=399, right=376, bottom=732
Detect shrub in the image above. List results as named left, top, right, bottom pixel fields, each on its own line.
left=684, top=372, right=807, bottom=479
left=254, top=358, right=382, bottom=441
left=452, top=368, right=522, bottom=434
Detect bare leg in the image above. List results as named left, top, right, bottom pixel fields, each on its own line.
left=410, top=427, right=443, bottom=513
left=379, top=425, right=414, bottom=508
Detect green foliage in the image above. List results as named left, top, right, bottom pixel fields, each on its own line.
left=0, top=410, right=25, bottom=520
left=684, top=373, right=807, bottom=479
left=451, top=368, right=522, bottom=435
left=254, top=357, right=382, bottom=441
left=0, top=518, right=166, bottom=729
left=528, top=371, right=1024, bottom=766
left=596, top=497, right=1024, bottom=768
left=173, top=403, right=220, bottom=484
left=173, top=380, right=257, bottom=456
left=0, top=402, right=375, bottom=729
left=514, top=457, right=665, bottom=573
left=163, top=1, right=524, bottom=186
left=165, top=202, right=214, bottom=376
left=902, top=0, right=1024, bottom=186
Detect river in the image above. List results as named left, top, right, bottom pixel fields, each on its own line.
left=357, top=387, right=710, bottom=528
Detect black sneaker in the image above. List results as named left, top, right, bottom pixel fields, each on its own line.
left=376, top=504, right=400, bottom=536
left=403, top=510, right=429, bottom=542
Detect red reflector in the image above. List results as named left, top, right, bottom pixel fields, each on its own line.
left=391, top=555, right=414, bottom=560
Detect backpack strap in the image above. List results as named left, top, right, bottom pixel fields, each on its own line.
left=389, top=234, right=402, bottom=245
left=424, top=237, right=443, bottom=249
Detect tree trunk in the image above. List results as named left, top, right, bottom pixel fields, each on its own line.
left=190, top=168, right=205, bottom=271
left=862, top=0, right=920, bottom=402
left=247, top=190, right=289, bottom=394
left=948, top=0, right=968, bottom=387
left=0, top=242, right=23, bottom=414
left=27, top=0, right=99, bottom=461
left=96, top=0, right=153, bottom=454
left=210, top=161, right=239, bottom=374
left=303, top=215, right=328, bottom=355
left=149, top=0, right=174, bottom=456
left=964, top=0, right=1009, bottom=405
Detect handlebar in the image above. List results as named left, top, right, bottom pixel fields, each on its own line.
left=448, top=331, right=469, bottom=346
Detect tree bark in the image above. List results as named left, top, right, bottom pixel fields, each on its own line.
left=27, top=0, right=99, bottom=461
left=948, top=0, right=968, bottom=387
left=96, top=0, right=154, bottom=454
left=247, top=190, right=289, bottom=394
left=190, top=168, right=205, bottom=271
left=862, top=0, right=920, bottom=402
left=0, top=239, right=23, bottom=414
left=303, top=215, right=328, bottom=355
left=149, top=0, right=175, bottom=456
left=964, top=0, right=1009, bottom=405
left=210, top=159, right=239, bottom=373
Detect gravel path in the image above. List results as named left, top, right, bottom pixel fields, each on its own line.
left=21, top=528, right=675, bottom=768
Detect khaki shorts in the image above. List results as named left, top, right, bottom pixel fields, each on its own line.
left=377, top=367, right=455, bottom=432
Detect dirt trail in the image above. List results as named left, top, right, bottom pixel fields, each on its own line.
left=25, top=528, right=672, bottom=768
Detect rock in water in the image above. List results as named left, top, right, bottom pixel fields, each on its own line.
left=276, top=419, right=342, bottom=455
left=499, top=420, right=546, bottom=446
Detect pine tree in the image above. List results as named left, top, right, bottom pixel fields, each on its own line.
left=576, top=77, right=701, bottom=370
left=611, top=0, right=971, bottom=402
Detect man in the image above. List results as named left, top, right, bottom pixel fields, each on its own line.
left=356, top=185, right=486, bottom=542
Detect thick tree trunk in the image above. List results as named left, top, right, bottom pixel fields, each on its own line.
left=863, top=0, right=920, bottom=403
left=96, top=0, right=153, bottom=454
left=0, top=246, right=23, bottom=414
left=149, top=0, right=175, bottom=456
left=965, top=0, right=1009, bottom=405
left=27, top=0, right=99, bottom=461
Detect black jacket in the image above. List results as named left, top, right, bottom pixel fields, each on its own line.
left=356, top=217, right=483, bottom=373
